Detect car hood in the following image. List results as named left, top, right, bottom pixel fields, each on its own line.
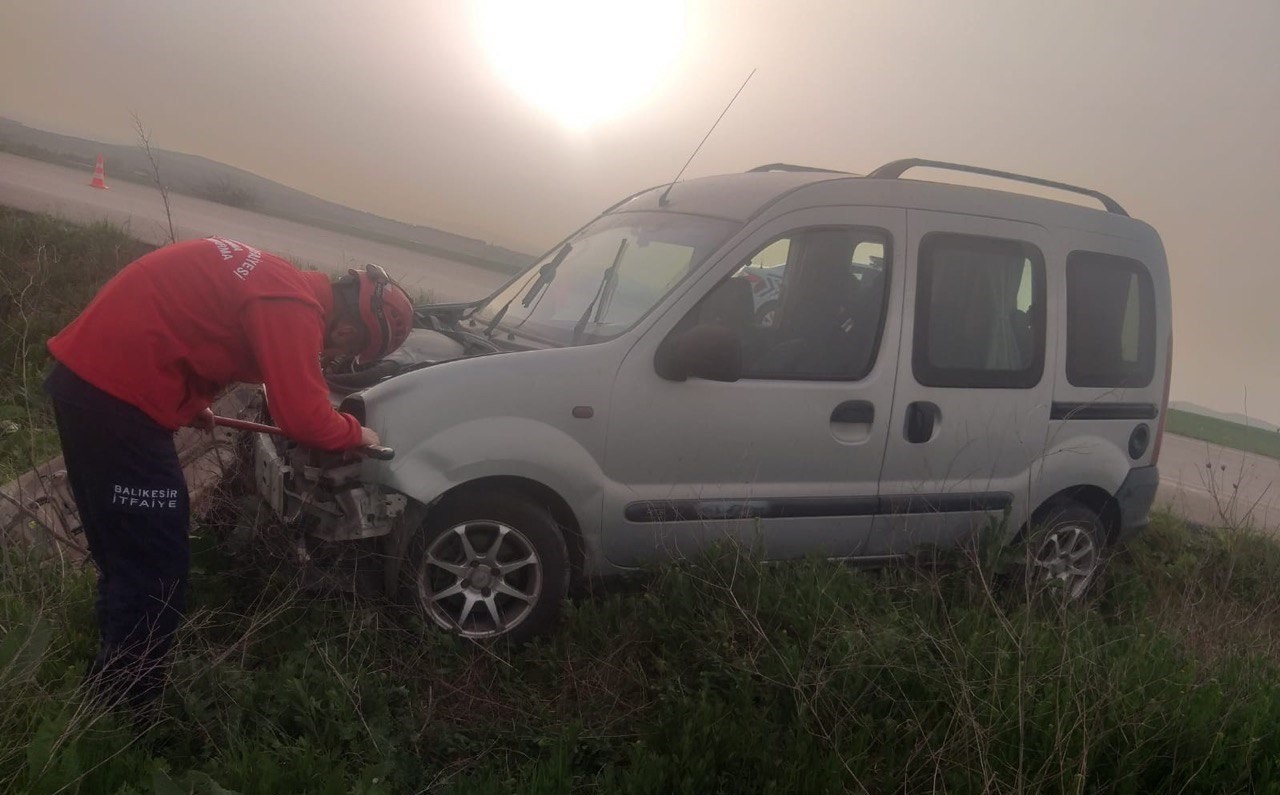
left=326, top=327, right=500, bottom=394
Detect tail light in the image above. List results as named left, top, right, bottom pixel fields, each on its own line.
left=1151, top=332, right=1173, bottom=465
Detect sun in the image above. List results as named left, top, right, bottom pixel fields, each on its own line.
left=472, top=0, right=686, bottom=130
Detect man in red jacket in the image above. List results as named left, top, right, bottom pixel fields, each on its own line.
left=43, top=236, right=414, bottom=711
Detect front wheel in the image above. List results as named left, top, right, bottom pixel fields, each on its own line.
left=402, top=490, right=569, bottom=642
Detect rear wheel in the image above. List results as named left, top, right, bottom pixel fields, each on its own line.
left=402, top=490, right=569, bottom=642
left=1023, top=500, right=1106, bottom=600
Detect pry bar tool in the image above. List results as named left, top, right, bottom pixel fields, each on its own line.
left=212, top=415, right=395, bottom=461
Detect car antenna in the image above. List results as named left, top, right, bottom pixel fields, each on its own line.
left=658, top=67, right=757, bottom=208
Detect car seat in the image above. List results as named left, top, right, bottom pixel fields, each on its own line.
left=764, top=231, right=860, bottom=374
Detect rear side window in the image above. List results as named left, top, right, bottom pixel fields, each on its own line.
left=1066, top=252, right=1155, bottom=387
left=913, top=233, right=1046, bottom=388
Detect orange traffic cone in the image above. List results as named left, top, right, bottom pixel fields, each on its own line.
left=89, top=154, right=109, bottom=189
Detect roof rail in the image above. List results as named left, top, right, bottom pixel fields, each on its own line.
left=866, top=158, right=1128, bottom=216
left=747, top=163, right=848, bottom=175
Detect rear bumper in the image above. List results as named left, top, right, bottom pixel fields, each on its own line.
left=1114, top=465, right=1160, bottom=542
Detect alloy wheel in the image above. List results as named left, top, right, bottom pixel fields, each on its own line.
left=416, top=520, right=543, bottom=638
left=1031, top=523, right=1100, bottom=599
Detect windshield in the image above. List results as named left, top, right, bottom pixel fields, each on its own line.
left=472, top=211, right=738, bottom=347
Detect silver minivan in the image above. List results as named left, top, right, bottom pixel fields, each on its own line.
left=253, top=159, right=1172, bottom=641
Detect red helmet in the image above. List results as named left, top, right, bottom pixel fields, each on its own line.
left=350, top=263, right=414, bottom=364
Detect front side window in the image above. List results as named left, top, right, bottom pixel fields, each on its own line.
left=913, top=233, right=1045, bottom=388
left=1066, top=252, right=1155, bottom=387
left=473, top=211, right=738, bottom=347
left=682, top=226, right=891, bottom=380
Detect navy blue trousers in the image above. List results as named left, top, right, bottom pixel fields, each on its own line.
left=45, top=364, right=190, bottom=708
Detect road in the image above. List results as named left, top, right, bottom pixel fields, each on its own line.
left=3, top=152, right=1277, bottom=530
left=1157, top=432, right=1280, bottom=531
left=0, top=151, right=510, bottom=302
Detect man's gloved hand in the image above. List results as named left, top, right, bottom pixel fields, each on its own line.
left=188, top=408, right=216, bottom=433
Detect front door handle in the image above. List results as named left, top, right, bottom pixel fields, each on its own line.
left=905, top=401, right=940, bottom=444
left=831, top=400, right=874, bottom=424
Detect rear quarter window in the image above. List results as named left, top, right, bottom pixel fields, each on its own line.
left=1065, top=251, right=1156, bottom=388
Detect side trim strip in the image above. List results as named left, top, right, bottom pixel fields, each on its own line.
left=624, top=492, right=1012, bottom=524
left=877, top=492, right=1013, bottom=515
left=625, top=497, right=880, bottom=523
left=1051, top=401, right=1158, bottom=421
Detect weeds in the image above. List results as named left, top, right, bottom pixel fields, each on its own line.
left=0, top=207, right=152, bottom=481
left=4, top=514, right=1280, bottom=794
left=131, top=112, right=177, bottom=244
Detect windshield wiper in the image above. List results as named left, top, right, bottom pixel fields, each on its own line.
left=572, top=238, right=628, bottom=345
left=523, top=243, right=571, bottom=307
left=484, top=243, right=572, bottom=337
left=482, top=302, right=510, bottom=337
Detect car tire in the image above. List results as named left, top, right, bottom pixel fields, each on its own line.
left=1018, top=499, right=1107, bottom=600
left=401, top=489, right=569, bottom=643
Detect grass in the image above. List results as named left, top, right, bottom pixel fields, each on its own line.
left=0, top=207, right=154, bottom=482
left=5, top=208, right=1280, bottom=792
left=1167, top=409, right=1280, bottom=461
left=4, top=515, right=1280, bottom=793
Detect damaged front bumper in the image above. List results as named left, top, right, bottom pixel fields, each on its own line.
left=253, top=431, right=406, bottom=541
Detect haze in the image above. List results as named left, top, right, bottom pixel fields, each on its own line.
left=1, top=0, right=1278, bottom=420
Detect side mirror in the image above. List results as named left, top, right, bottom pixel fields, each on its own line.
left=654, top=324, right=743, bottom=382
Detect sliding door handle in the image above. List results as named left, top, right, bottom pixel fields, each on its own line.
left=831, top=400, right=875, bottom=424
left=905, top=401, right=940, bottom=443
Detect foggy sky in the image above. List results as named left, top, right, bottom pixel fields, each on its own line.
left=2, top=0, right=1278, bottom=420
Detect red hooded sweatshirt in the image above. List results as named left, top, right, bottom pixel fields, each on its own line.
left=47, top=237, right=362, bottom=450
